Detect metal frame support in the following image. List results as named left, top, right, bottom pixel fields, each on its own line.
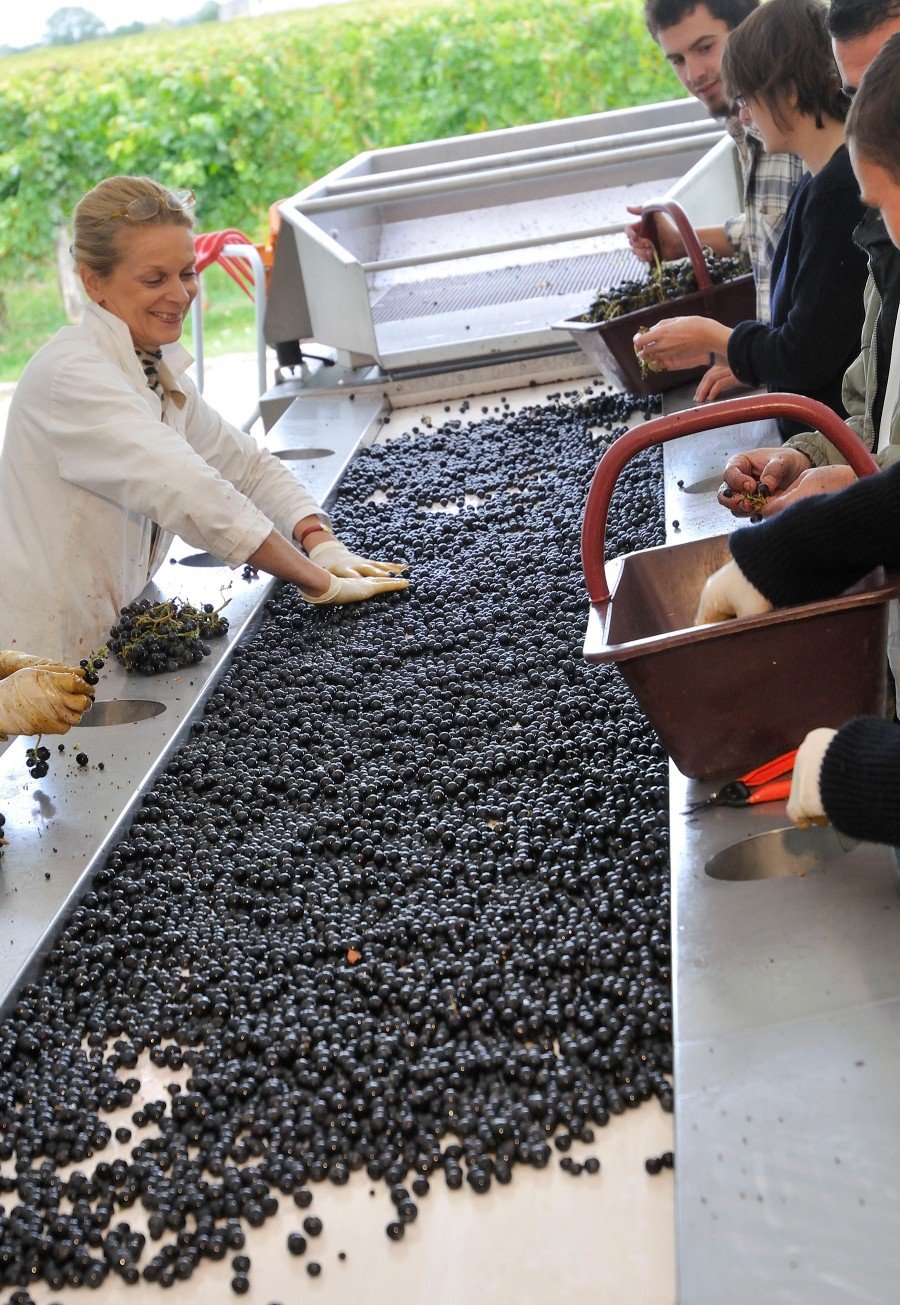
left=189, top=244, right=269, bottom=432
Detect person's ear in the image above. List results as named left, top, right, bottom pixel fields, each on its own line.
left=79, top=265, right=106, bottom=305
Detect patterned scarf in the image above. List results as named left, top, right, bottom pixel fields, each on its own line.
left=135, top=347, right=164, bottom=399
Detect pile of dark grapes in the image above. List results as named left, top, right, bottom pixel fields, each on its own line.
left=0, top=387, right=672, bottom=1294
left=581, top=249, right=750, bottom=323
left=109, top=598, right=229, bottom=674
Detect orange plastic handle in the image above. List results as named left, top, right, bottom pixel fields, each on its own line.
left=740, top=748, right=798, bottom=787
left=747, top=777, right=793, bottom=805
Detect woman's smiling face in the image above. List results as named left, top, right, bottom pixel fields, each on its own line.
left=81, top=224, right=198, bottom=351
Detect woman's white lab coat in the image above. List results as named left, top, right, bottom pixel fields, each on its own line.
left=0, top=302, right=324, bottom=661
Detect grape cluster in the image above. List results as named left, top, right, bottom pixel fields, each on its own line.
left=79, top=648, right=107, bottom=687
left=721, top=477, right=771, bottom=523
left=24, top=741, right=52, bottom=780
left=109, top=599, right=229, bottom=675
left=582, top=248, right=750, bottom=324
left=634, top=327, right=664, bottom=380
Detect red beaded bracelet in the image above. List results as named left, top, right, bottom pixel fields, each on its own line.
left=298, top=523, right=332, bottom=550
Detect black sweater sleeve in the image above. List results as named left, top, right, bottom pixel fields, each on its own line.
left=729, top=460, right=900, bottom=608
left=726, top=174, right=867, bottom=393
left=820, top=717, right=900, bottom=845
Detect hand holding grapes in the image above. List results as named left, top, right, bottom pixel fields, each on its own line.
left=634, top=316, right=732, bottom=369
left=0, top=651, right=86, bottom=679
left=0, top=665, right=94, bottom=740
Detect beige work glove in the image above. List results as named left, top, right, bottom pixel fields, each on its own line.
left=0, top=667, right=94, bottom=740
left=0, top=651, right=79, bottom=680
left=302, top=573, right=409, bottom=606
left=308, top=539, right=408, bottom=579
left=694, top=560, right=774, bottom=625
left=786, top=728, right=837, bottom=829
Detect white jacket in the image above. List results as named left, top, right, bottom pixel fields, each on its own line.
left=0, top=303, right=323, bottom=661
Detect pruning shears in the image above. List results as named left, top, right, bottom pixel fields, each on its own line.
left=684, top=748, right=798, bottom=814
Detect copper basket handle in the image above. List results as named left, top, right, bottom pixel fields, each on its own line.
left=639, top=199, right=714, bottom=291
left=581, top=394, right=880, bottom=604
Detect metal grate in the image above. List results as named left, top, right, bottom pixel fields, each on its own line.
left=370, top=248, right=644, bottom=323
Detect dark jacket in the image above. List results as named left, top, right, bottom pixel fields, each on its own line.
left=727, top=144, right=869, bottom=439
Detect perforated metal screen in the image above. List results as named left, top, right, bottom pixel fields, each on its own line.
left=370, top=248, right=644, bottom=324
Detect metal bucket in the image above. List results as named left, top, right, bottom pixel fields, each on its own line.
left=580, top=394, right=899, bottom=778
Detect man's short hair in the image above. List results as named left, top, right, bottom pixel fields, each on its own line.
left=722, top=0, right=848, bottom=129
left=828, top=0, right=900, bottom=42
left=643, top=0, right=757, bottom=39
left=846, top=33, right=900, bottom=179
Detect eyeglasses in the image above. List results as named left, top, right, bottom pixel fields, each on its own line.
left=733, top=95, right=749, bottom=110
left=105, top=189, right=196, bottom=222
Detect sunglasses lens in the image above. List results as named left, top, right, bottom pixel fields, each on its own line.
left=127, top=195, right=161, bottom=219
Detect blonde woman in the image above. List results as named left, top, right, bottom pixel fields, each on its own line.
left=0, top=176, right=407, bottom=662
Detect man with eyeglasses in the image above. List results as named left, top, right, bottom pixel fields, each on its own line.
left=625, top=1, right=805, bottom=328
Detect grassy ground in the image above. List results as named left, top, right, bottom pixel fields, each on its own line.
left=0, top=265, right=259, bottom=383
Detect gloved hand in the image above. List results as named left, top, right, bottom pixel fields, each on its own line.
left=0, top=668, right=94, bottom=740
left=786, top=728, right=837, bottom=829
left=302, top=573, right=410, bottom=606
left=0, top=651, right=81, bottom=679
left=694, top=560, right=773, bottom=625
left=308, top=539, right=408, bottom=579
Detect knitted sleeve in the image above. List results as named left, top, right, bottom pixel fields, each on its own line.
left=821, top=717, right=900, bottom=845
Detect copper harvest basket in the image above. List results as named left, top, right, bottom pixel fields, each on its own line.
left=581, top=395, right=900, bottom=779
left=556, top=200, right=756, bottom=395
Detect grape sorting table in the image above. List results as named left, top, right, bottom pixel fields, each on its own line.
left=3, top=369, right=897, bottom=1303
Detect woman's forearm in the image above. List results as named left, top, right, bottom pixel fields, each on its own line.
left=247, top=529, right=332, bottom=597
left=293, top=514, right=332, bottom=553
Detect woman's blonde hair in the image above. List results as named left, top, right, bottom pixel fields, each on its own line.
left=72, top=175, right=195, bottom=276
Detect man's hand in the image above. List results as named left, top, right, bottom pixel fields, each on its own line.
left=717, top=448, right=813, bottom=515
left=624, top=206, right=684, bottom=263
left=694, top=560, right=773, bottom=625
left=301, top=574, right=409, bottom=606
left=308, top=539, right=408, bottom=579
left=0, top=667, right=94, bottom=740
